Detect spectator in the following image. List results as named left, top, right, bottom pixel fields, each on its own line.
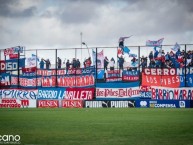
left=66, top=60, right=71, bottom=74
left=149, top=51, right=153, bottom=61
left=85, top=57, right=92, bottom=67
left=39, top=58, right=45, bottom=69
left=109, top=57, right=115, bottom=70
left=57, top=57, right=62, bottom=69
left=76, top=59, right=80, bottom=68
left=72, top=58, right=76, bottom=68
left=104, top=56, right=109, bottom=71
left=45, top=59, right=51, bottom=69
left=118, top=55, right=124, bottom=70
left=165, top=52, right=170, bottom=62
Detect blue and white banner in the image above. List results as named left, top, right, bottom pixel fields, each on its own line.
left=37, top=88, right=66, bottom=100
left=122, top=70, right=139, bottom=81
left=96, top=82, right=140, bottom=100
left=135, top=100, right=190, bottom=108
left=0, top=89, right=37, bottom=99
left=0, top=73, right=11, bottom=86
left=5, top=58, right=25, bottom=70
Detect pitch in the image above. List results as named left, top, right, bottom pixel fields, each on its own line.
left=0, top=108, right=193, bottom=145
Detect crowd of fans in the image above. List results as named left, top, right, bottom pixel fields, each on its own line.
left=38, top=48, right=193, bottom=71
left=140, top=48, right=193, bottom=68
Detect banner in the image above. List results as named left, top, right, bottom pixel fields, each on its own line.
left=37, top=88, right=66, bottom=100
left=139, top=86, right=152, bottom=98
left=1, top=59, right=25, bottom=71
left=122, top=70, right=139, bottom=81
left=92, top=50, right=104, bottom=69
left=11, top=75, right=42, bottom=88
left=106, top=70, right=122, bottom=82
left=135, top=100, right=190, bottom=108
left=37, top=69, right=65, bottom=76
left=146, top=38, right=164, bottom=47
left=0, top=89, right=37, bottom=99
left=65, top=88, right=94, bottom=100
left=62, top=100, right=83, bottom=108
left=142, top=68, right=193, bottom=87
left=151, top=86, right=193, bottom=100
left=0, top=99, right=36, bottom=108
left=84, top=100, right=135, bottom=108
left=38, top=100, right=59, bottom=108
left=96, top=82, right=140, bottom=99
left=0, top=73, right=11, bottom=86
left=4, top=46, right=24, bottom=56
left=57, top=74, right=95, bottom=87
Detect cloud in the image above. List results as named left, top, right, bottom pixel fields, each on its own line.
left=0, top=0, right=193, bottom=52
left=0, top=0, right=36, bottom=18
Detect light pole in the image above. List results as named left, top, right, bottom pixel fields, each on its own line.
left=82, top=42, right=90, bottom=57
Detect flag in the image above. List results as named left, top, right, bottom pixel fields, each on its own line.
left=119, top=35, right=133, bottom=42
left=123, top=46, right=130, bottom=55
left=32, top=54, right=40, bottom=61
left=146, top=38, right=164, bottom=48
left=92, top=49, right=104, bottom=69
left=119, top=35, right=133, bottom=48
left=171, top=42, right=180, bottom=52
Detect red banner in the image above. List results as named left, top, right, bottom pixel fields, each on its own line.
left=9, top=54, right=18, bottom=59
left=62, top=100, right=83, bottom=108
left=65, top=88, right=94, bottom=100
left=142, top=73, right=180, bottom=88
left=22, top=67, right=37, bottom=73
left=38, top=100, right=59, bottom=108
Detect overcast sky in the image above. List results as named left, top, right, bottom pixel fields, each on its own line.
left=0, top=0, right=193, bottom=51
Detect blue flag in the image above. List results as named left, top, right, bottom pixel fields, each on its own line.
left=123, top=46, right=130, bottom=55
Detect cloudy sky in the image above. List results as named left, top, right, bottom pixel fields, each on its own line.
left=0, top=0, right=193, bottom=51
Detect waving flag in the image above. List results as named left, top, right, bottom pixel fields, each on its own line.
left=146, top=38, right=164, bottom=48
left=123, top=46, right=130, bottom=55
left=119, top=35, right=133, bottom=48
left=171, top=43, right=180, bottom=52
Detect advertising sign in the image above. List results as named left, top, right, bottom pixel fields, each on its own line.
left=62, top=100, right=83, bottom=108
left=135, top=100, right=190, bottom=108
left=84, top=100, right=135, bottom=108
left=38, top=100, right=59, bottom=108
left=0, top=99, right=36, bottom=108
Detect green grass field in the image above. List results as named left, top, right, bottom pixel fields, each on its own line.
left=0, top=108, right=193, bottom=145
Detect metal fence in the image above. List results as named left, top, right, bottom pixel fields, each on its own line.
left=0, top=44, right=193, bottom=88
